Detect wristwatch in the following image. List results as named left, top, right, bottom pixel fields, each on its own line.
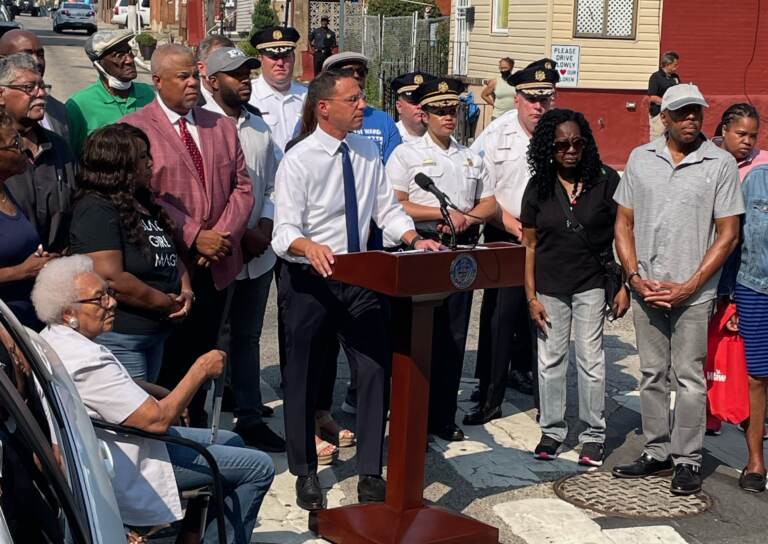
left=408, top=234, right=425, bottom=250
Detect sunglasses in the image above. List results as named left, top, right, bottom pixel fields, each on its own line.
left=341, top=65, right=369, bottom=78
left=552, top=137, right=586, bottom=153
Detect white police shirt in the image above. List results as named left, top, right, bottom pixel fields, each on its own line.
left=249, top=77, right=307, bottom=160
left=40, top=325, right=182, bottom=526
left=470, top=110, right=530, bottom=218
left=396, top=120, right=422, bottom=144
left=271, top=126, right=415, bottom=263
left=202, top=99, right=278, bottom=280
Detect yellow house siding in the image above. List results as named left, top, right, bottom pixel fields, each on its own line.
left=455, top=0, right=662, bottom=89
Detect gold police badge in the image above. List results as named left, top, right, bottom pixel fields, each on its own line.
left=414, top=74, right=424, bottom=85
left=535, top=70, right=546, bottom=81
left=438, top=81, right=449, bottom=92
left=273, top=29, right=283, bottom=40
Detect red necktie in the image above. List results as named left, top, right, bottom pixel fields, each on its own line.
left=178, top=117, right=206, bottom=188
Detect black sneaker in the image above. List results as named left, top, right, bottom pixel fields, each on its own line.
left=358, top=475, right=386, bottom=503
left=534, top=435, right=561, bottom=460
left=233, top=422, right=286, bottom=452
left=671, top=464, right=702, bottom=495
left=579, top=442, right=605, bottom=467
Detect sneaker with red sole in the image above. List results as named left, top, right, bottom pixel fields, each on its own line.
left=579, top=442, right=605, bottom=467
left=534, top=435, right=561, bottom=460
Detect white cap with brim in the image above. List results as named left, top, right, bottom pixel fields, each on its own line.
left=84, top=29, right=134, bottom=62
left=661, top=83, right=708, bottom=112
left=322, top=51, right=368, bottom=72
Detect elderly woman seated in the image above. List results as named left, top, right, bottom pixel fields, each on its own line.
left=31, top=255, right=275, bottom=544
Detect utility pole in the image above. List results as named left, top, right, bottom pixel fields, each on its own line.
left=339, top=0, right=345, bottom=51
left=283, top=0, right=291, bottom=26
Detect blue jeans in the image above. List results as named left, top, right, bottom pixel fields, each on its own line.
left=229, top=271, right=272, bottom=425
left=167, top=427, right=275, bottom=544
left=96, top=330, right=170, bottom=382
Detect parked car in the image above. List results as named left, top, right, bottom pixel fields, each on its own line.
left=0, top=5, right=21, bottom=37
left=111, top=0, right=149, bottom=27
left=0, top=300, right=125, bottom=542
left=16, top=0, right=38, bottom=16
left=52, top=2, right=96, bottom=34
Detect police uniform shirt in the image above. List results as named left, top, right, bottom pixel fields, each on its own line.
left=272, top=126, right=415, bottom=263
left=310, top=26, right=336, bottom=51
left=387, top=132, right=492, bottom=213
left=396, top=120, right=422, bottom=144
left=470, top=112, right=530, bottom=218
left=249, top=76, right=307, bottom=159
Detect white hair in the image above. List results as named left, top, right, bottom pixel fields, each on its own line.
left=0, top=52, right=39, bottom=85
left=31, top=255, right=94, bottom=325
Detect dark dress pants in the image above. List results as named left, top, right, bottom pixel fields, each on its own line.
left=428, top=290, right=474, bottom=431
left=158, top=268, right=230, bottom=427
left=475, top=224, right=538, bottom=409
left=279, top=263, right=390, bottom=477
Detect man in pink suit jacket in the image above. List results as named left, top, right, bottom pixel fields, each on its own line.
left=122, top=44, right=254, bottom=426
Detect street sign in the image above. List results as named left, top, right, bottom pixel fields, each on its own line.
left=551, top=44, right=580, bottom=87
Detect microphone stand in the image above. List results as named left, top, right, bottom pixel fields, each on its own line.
left=439, top=200, right=458, bottom=250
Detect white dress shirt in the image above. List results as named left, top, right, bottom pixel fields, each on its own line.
left=249, top=77, right=307, bottom=159
left=272, top=126, right=415, bottom=263
left=40, top=325, right=182, bottom=526
left=396, top=120, right=423, bottom=144
left=157, top=95, right=201, bottom=148
left=202, top=99, right=278, bottom=279
left=470, top=111, right=530, bottom=218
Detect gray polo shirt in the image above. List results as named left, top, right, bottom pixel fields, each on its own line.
left=614, top=137, right=744, bottom=305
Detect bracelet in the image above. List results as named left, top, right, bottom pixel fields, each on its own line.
left=527, top=297, right=537, bottom=305
left=408, top=234, right=424, bottom=250
left=181, top=290, right=196, bottom=302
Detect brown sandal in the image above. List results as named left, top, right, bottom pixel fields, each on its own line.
left=316, top=411, right=356, bottom=447
left=315, top=435, right=338, bottom=465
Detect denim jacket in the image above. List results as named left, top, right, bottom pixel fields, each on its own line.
left=719, top=164, right=768, bottom=296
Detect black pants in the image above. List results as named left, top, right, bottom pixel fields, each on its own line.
left=313, top=48, right=332, bottom=77
left=279, top=263, right=390, bottom=476
left=158, top=268, right=230, bottom=427
left=475, top=224, right=537, bottom=409
left=428, top=290, right=473, bottom=430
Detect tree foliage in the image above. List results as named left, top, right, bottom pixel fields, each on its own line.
left=251, top=0, right=279, bottom=35
left=366, top=0, right=439, bottom=18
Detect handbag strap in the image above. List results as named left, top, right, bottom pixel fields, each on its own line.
left=554, top=183, right=609, bottom=268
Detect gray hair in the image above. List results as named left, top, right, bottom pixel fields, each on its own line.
left=0, top=52, right=39, bottom=85
left=196, top=35, right=234, bottom=63
left=660, top=51, right=679, bottom=68
left=151, top=43, right=194, bottom=77
left=31, top=255, right=94, bottom=325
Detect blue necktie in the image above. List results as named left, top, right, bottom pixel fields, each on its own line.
left=340, top=142, right=361, bottom=253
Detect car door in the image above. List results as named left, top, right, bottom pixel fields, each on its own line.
left=0, top=302, right=125, bottom=543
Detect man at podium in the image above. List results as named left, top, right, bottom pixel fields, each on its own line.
left=385, top=77, right=496, bottom=441
left=271, top=68, right=441, bottom=512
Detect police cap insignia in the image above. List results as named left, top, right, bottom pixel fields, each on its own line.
left=414, top=74, right=424, bottom=85
left=438, top=81, right=449, bottom=92
left=273, top=29, right=282, bottom=40
left=535, top=70, right=546, bottom=81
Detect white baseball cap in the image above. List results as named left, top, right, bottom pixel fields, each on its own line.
left=661, top=83, right=708, bottom=112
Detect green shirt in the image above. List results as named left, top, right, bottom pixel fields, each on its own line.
left=65, top=81, right=156, bottom=155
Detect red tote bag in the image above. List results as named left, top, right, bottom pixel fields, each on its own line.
left=706, top=303, right=750, bottom=424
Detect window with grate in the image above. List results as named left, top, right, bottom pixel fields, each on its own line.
left=492, top=0, right=509, bottom=32
left=574, top=0, right=636, bottom=39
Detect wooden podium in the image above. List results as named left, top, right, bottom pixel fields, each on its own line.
left=308, top=242, right=525, bottom=544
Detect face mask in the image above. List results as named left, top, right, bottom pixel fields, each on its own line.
left=500, top=70, right=511, bottom=79
left=94, top=61, right=132, bottom=91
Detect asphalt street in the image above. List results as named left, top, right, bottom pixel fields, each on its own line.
left=29, top=12, right=768, bottom=543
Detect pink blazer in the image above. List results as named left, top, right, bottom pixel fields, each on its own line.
left=122, top=100, right=254, bottom=290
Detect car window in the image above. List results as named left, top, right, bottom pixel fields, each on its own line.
left=63, top=3, right=91, bottom=8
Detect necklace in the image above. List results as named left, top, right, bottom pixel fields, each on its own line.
left=558, top=176, right=582, bottom=205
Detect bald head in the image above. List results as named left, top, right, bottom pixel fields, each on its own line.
left=0, top=30, right=45, bottom=75
left=151, top=44, right=200, bottom=115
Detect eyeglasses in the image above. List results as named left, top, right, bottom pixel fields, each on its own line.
left=552, top=137, right=586, bottom=153
left=76, top=287, right=115, bottom=309
left=0, top=133, right=22, bottom=153
left=0, top=82, right=51, bottom=95
left=327, top=92, right=366, bottom=106
left=341, top=65, right=368, bottom=78
left=427, top=106, right=458, bottom=117
left=106, top=47, right=135, bottom=62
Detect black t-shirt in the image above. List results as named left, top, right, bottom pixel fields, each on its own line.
left=648, top=69, right=680, bottom=117
left=520, top=166, right=620, bottom=296
left=70, top=194, right=181, bottom=335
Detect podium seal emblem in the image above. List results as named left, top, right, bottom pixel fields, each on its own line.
left=449, top=253, right=477, bottom=290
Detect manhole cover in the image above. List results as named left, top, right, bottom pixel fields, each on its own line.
left=554, top=471, right=712, bottom=519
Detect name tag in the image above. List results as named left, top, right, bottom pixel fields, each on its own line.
left=422, top=159, right=436, bottom=166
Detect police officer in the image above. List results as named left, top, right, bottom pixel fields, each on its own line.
left=465, top=58, right=558, bottom=425
left=390, top=71, right=436, bottom=143
left=310, top=15, right=337, bottom=78
left=387, top=77, right=497, bottom=441
left=249, top=26, right=307, bottom=159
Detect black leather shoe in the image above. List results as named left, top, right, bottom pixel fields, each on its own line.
left=234, top=422, right=286, bottom=452
left=358, top=475, right=386, bottom=503
left=431, top=423, right=465, bottom=441
left=462, top=404, right=502, bottom=426
left=296, top=474, right=325, bottom=511
left=612, top=453, right=673, bottom=479
left=507, top=369, right=534, bottom=395
left=671, top=464, right=702, bottom=495
left=470, top=388, right=482, bottom=403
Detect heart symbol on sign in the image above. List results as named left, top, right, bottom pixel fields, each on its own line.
left=560, top=69, right=567, bottom=75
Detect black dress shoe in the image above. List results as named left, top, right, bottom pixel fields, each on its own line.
left=470, top=388, right=482, bottom=403
left=233, top=422, right=286, bottom=452
left=671, top=464, right=702, bottom=495
left=507, top=369, right=534, bottom=395
left=462, top=404, right=502, bottom=426
left=431, top=423, right=465, bottom=441
left=612, top=453, right=673, bottom=479
left=358, top=475, right=386, bottom=503
left=296, top=474, right=325, bottom=511
left=260, top=404, right=274, bottom=417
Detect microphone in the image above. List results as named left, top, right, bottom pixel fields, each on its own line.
left=414, top=173, right=453, bottom=208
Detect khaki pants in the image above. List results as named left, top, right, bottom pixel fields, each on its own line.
left=649, top=114, right=665, bottom=141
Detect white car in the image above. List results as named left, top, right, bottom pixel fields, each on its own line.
left=111, top=0, right=149, bottom=27
left=52, top=2, right=96, bottom=34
